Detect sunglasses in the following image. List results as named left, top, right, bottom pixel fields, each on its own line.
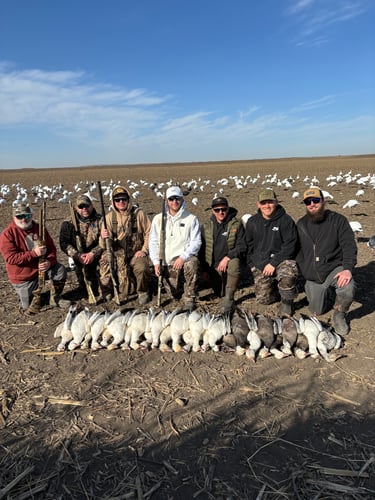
left=114, top=197, right=129, bottom=203
left=304, top=197, right=322, bottom=206
left=259, top=200, right=275, bottom=205
left=168, top=196, right=182, bottom=202
left=15, top=213, right=31, bottom=220
left=213, top=207, right=228, bottom=213
left=78, top=203, right=91, bottom=209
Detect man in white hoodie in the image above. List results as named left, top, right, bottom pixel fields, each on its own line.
left=149, top=186, right=201, bottom=310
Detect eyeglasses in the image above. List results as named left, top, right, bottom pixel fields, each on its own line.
left=168, top=196, right=182, bottom=202
left=259, top=200, right=275, bottom=205
left=304, top=197, right=322, bottom=206
left=213, top=207, right=228, bottom=213
left=114, top=197, right=129, bottom=203
left=78, top=203, right=91, bottom=209
left=16, top=214, right=31, bottom=220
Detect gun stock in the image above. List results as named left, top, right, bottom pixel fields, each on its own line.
left=69, top=202, right=97, bottom=304
left=97, top=181, right=121, bottom=305
left=157, top=194, right=166, bottom=307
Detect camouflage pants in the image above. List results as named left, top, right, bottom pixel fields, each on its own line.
left=163, top=256, right=199, bottom=300
left=75, top=262, right=100, bottom=294
left=99, top=249, right=151, bottom=297
left=208, top=258, right=241, bottom=297
left=252, top=259, right=299, bottom=305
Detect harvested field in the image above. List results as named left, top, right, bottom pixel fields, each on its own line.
left=0, top=155, right=374, bottom=499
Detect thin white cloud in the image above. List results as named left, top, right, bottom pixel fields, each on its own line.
left=286, top=0, right=369, bottom=46
left=0, top=64, right=373, bottom=168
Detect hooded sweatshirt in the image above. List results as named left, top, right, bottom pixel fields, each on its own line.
left=245, top=204, right=298, bottom=270
left=149, top=199, right=201, bottom=266
left=99, top=186, right=151, bottom=258
left=297, top=209, right=357, bottom=283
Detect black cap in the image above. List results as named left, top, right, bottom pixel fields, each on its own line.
left=211, top=197, right=228, bottom=208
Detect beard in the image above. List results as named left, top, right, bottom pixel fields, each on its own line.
left=14, top=219, right=33, bottom=230
left=306, top=204, right=325, bottom=223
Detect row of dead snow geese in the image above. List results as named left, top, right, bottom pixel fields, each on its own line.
left=54, top=305, right=343, bottom=363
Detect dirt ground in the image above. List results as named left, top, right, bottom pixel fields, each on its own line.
left=0, top=155, right=374, bottom=499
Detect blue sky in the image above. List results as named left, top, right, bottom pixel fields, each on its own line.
left=1, top=0, right=374, bottom=169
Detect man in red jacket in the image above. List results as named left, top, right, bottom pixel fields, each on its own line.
left=0, top=202, right=67, bottom=314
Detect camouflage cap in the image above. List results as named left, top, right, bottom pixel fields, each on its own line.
left=112, top=186, right=128, bottom=198
left=13, top=202, right=32, bottom=217
left=76, top=194, right=92, bottom=206
left=258, top=189, right=277, bottom=202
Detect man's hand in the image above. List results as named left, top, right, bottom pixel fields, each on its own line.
left=38, top=260, right=51, bottom=272
left=154, top=263, right=161, bottom=277
left=334, top=269, right=352, bottom=288
left=172, top=257, right=185, bottom=270
left=217, top=256, right=230, bottom=273
left=34, top=245, right=47, bottom=257
left=262, top=263, right=275, bottom=276
left=79, top=252, right=95, bottom=265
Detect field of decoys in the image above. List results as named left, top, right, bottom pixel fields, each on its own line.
left=0, top=155, right=374, bottom=499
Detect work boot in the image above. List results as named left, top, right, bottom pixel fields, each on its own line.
left=333, top=311, right=349, bottom=335
left=50, top=280, right=71, bottom=309
left=183, top=296, right=196, bottom=312
left=138, top=292, right=149, bottom=306
left=279, top=300, right=293, bottom=316
left=221, top=288, right=235, bottom=314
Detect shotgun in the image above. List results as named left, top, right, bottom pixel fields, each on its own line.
left=157, top=194, right=166, bottom=307
left=29, top=201, right=46, bottom=312
left=97, top=181, right=121, bottom=305
left=69, top=201, right=97, bottom=304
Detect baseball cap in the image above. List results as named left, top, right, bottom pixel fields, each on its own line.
left=258, top=189, right=277, bottom=202
left=166, top=186, right=183, bottom=199
left=303, top=187, right=323, bottom=200
left=76, top=194, right=92, bottom=206
left=211, top=197, right=228, bottom=208
left=112, top=186, right=128, bottom=198
left=13, top=202, right=32, bottom=217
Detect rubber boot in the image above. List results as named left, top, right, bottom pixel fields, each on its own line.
left=279, top=300, right=293, bottom=316
left=333, top=296, right=352, bottom=335
left=221, top=287, right=235, bottom=314
left=138, top=292, right=149, bottom=306
left=50, top=280, right=71, bottom=309
left=333, top=311, right=349, bottom=335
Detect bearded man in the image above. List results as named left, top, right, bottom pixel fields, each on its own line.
left=297, top=187, right=357, bottom=335
left=0, top=202, right=67, bottom=313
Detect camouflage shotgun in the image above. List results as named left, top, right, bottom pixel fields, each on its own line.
left=157, top=194, right=167, bottom=307
left=97, top=181, right=121, bottom=305
left=29, top=201, right=46, bottom=312
left=69, top=201, right=97, bottom=304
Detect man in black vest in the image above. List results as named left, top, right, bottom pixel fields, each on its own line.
left=200, top=197, right=246, bottom=313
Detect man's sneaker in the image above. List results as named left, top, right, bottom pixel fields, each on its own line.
left=333, top=311, right=349, bottom=335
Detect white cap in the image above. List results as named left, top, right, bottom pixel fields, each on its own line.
left=166, top=186, right=183, bottom=198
